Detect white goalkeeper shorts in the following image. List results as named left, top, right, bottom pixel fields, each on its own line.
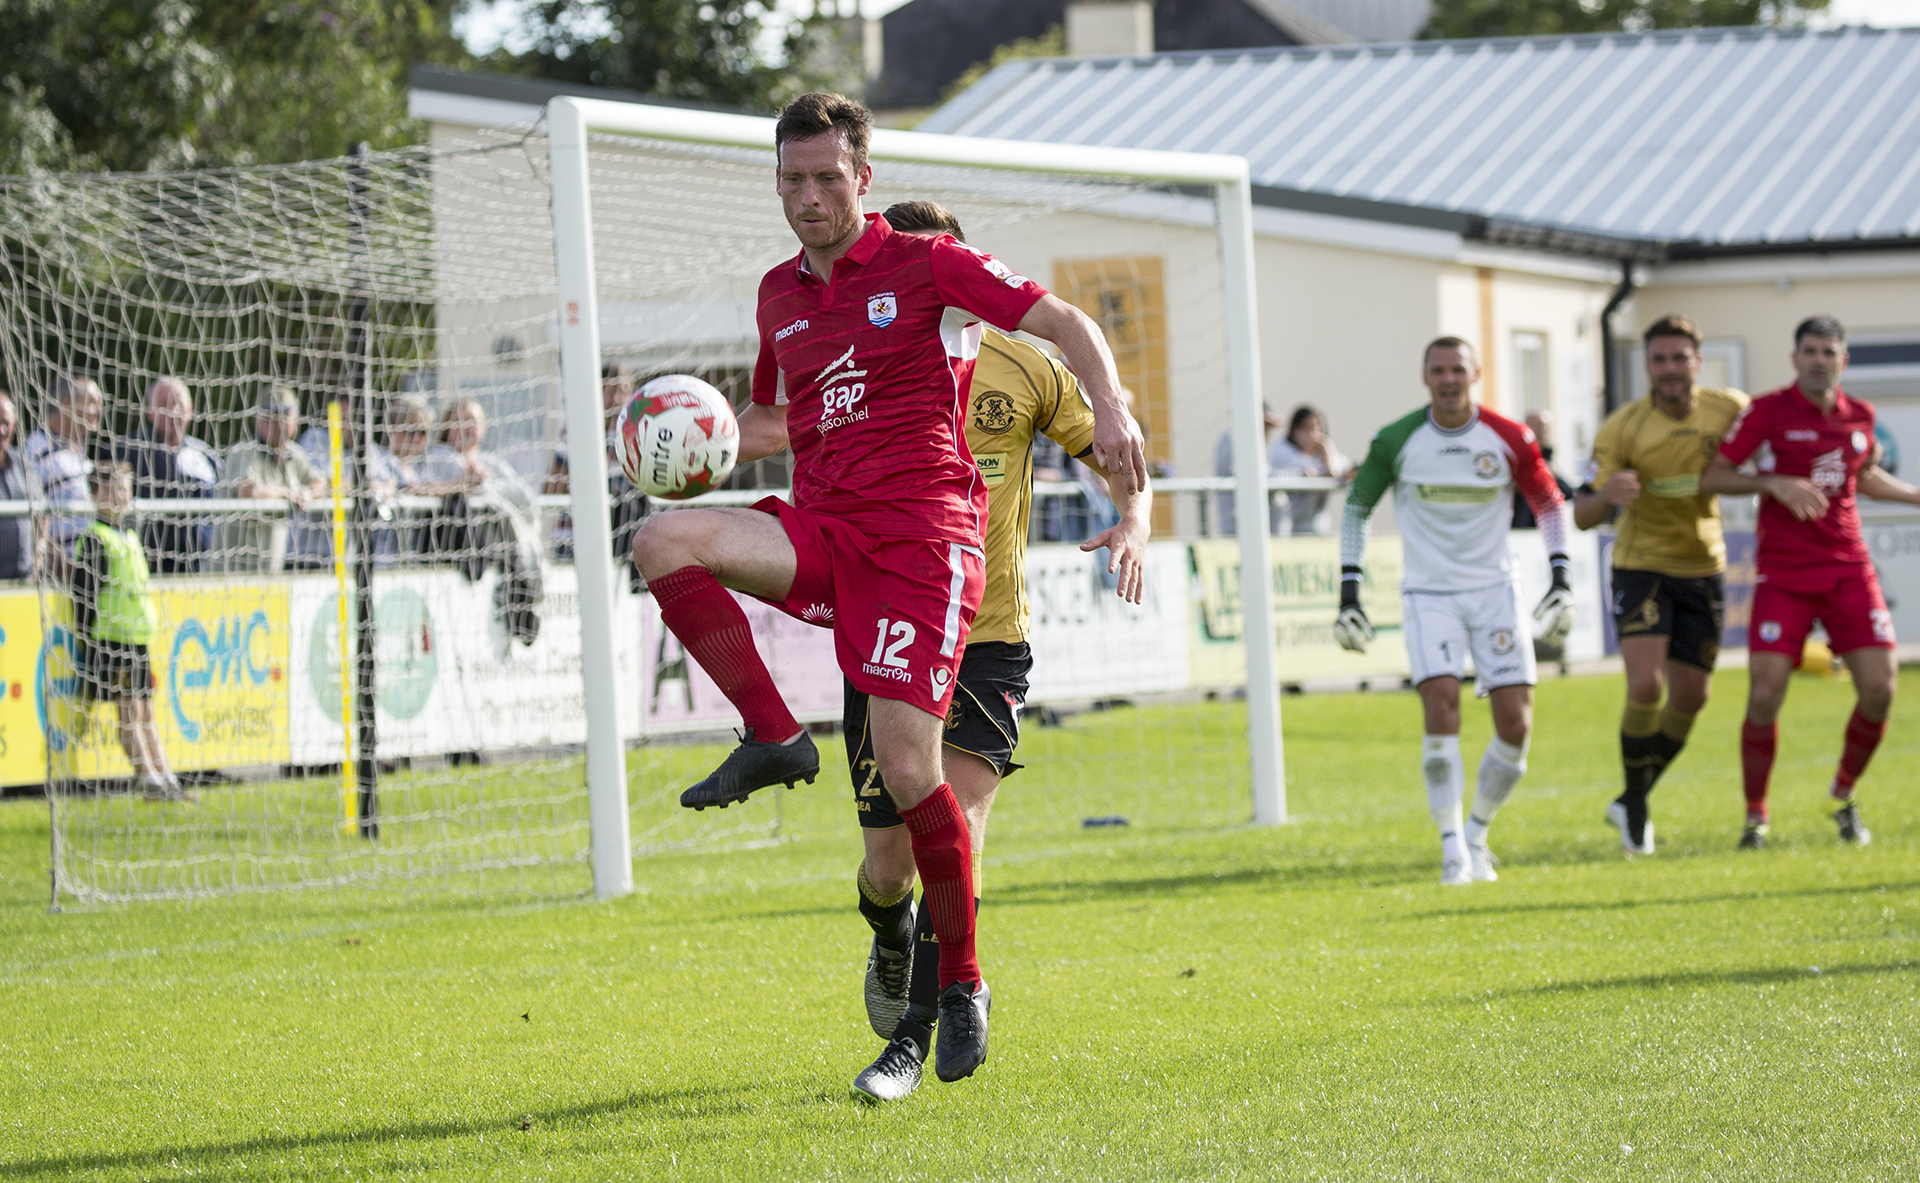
left=1402, top=583, right=1536, bottom=695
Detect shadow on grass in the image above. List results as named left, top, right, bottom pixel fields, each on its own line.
left=979, top=858, right=1433, bottom=906
left=1413, top=879, right=1920, bottom=922
left=1492, top=959, right=1917, bottom=998
left=0, top=1082, right=762, bottom=1179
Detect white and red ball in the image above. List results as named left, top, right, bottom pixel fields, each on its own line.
left=614, top=375, right=739, bottom=500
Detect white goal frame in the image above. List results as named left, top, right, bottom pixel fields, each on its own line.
left=545, top=96, right=1285, bottom=900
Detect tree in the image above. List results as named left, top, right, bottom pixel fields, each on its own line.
left=1421, top=0, right=1830, bottom=39
left=0, top=0, right=229, bottom=173
left=190, top=0, right=467, bottom=166
left=502, top=0, right=823, bottom=113
left=0, top=0, right=467, bottom=174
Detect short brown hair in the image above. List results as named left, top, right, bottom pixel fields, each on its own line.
left=1643, top=314, right=1702, bottom=349
left=775, top=93, right=871, bottom=171
left=88, top=459, right=131, bottom=495
left=882, top=201, right=964, bottom=241
left=1423, top=336, right=1476, bottom=365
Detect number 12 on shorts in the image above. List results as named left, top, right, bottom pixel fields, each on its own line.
left=870, top=618, right=916, bottom=668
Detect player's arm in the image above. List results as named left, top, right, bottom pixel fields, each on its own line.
left=1858, top=463, right=1920, bottom=506
left=1699, top=398, right=1826, bottom=520
left=1499, top=418, right=1577, bottom=644
left=742, top=328, right=793, bottom=464
left=735, top=402, right=790, bottom=464
left=1014, top=294, right=1147, bottom=494
left=1332, top=433, right=1395, bottom=653
left=1572, top=412, right=1634, bottom=530
left=1077, top=450, right=1151, bottom=605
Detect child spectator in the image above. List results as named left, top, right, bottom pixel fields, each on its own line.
left=71, top=462, right=189, bottom=802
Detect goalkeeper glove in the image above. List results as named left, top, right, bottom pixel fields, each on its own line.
left=1333, top=572, right=1374, bottom=654
left=1532, top=559, right=1575, bottom=647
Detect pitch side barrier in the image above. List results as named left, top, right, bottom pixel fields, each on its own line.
left=546, top=96, right=1283, bottom=899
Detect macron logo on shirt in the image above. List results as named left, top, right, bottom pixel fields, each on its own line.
left=775, top=318, right=809, bottom=342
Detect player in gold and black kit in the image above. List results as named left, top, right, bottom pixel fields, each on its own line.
left=847, top=202, right=1150, bottom=1102
left=1575, top=315, right=1748, bottom=855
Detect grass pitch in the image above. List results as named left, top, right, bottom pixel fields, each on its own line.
left=2, top=670, right=1917, bottom=1180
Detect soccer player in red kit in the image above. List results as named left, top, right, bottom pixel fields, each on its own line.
left=1701, top=316, right=1920, bottom=848
left=630, top=93, right=1146, bottom=1083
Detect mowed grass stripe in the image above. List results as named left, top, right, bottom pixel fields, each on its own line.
left=0, top=670, right=1915, bottom=1180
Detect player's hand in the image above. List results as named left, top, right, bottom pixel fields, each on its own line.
left=1603, top=470, right=1642, bottom=506
left=1332, top=603, right=1373, bottom=653
left=1082, top=513, right=1149, bottom=605
left=1762, top=474, right=1829, bottom=521
left=1092, top=412, right=1149, bottom=495
left=1532, top=569, right=1575, bottom=647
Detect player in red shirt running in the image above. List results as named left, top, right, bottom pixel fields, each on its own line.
left=1702, top=316, right=1920, bottom=848
left=631, top=94, right=1146, bottom=1084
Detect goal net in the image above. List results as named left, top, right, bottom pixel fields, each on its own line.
left=3, top=104, right=1285, bottom=904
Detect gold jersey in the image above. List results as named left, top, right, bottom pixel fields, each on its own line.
left=1586, top=385, right=1749, bottom=577
left=966, top=329, right=1101, bottom=645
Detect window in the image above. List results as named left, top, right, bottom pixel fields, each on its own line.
left=1512, top=330, right=1549, bottom=414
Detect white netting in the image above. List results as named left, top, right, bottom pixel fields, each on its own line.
left=0, top=127, right=1252, bottom=904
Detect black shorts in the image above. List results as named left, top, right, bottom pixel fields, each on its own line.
left=846, top=640, right=1030, bottom=830
left=1610, top=568, right=1725, bottom=672
left=78, top=641, right=154, bottom=701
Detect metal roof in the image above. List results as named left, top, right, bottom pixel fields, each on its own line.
left=918, top=26, right=1920, bottom=258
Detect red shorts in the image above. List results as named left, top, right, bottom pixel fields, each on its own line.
left=752, top=496, right=984, bottom=717
left=1749, top=566, right=1895, bottom=663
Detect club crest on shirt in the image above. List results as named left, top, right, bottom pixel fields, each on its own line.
left=866, top=292, right=897, bottom=328
left=973, top=391, right=1017, bottom=435
left=1852, top=431, right=1868, bottom=453
left=1472, top=451, right=1500, bottom=479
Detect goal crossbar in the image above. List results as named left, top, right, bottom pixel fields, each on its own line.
left=545, top=96, right=1285, bottom=900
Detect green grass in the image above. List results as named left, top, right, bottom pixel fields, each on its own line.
left=2, top=670, right=1917, bottom=1180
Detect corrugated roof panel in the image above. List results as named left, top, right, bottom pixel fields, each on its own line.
left=917, top=26, right=1920, bottom=251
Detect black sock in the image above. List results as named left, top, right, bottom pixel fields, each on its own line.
left=890, top=896, right=939, bottom=1055
left=1620, top=731, right=1660, bottom=801
left=1644, top=732, right=1685, bottom=794
left=858, top=884, right=915, bottom=954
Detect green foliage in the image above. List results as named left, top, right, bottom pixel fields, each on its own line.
left=1422, top=0, right=1831, bottom=39
left=0, top=0, right=466, bottom=174
left=943, top=24, right=1067, bottom=104
left=502, top=0, right=823, bottom=114
left=3, top=672, right=1917, bottom=1177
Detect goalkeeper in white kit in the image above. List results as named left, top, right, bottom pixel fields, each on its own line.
left=1333, top=337, right=1575, bottom=885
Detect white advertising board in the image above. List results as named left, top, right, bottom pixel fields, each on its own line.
left=1023, top=541, right=1191, bottom=702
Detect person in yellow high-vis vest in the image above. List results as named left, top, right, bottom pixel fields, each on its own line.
left=71, top=461, right=189, bottom=802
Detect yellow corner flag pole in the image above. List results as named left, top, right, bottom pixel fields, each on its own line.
left=328, top=402, right=353, bottom=831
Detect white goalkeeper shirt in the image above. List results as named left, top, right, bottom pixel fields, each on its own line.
left=1341, top=405, right=1569, bottom=594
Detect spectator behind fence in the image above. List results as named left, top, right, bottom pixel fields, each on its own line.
left=419, top=397, right=544, bottom=642
left=25, top=376, right=102, bottom=562
left=546, top=362, right=649, bottom=584
left=293, top=394, right=403, bottom=567
left=1267, top=404, right=1354, bottom=535
left=0, top=393, right=33, bottom=581
left=213, top=385, right=326, bottom=573
left=71, top=461, right=192, bottom=802
left=118, top=378, right=219, bottom=574
left=1511, top=409, right=1575, bottom=529
left=382, top=396, right=434, bottom=491
left=1213, top=403, right=1284, bottom=536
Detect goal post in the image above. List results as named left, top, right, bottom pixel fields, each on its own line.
left=545, top=96, right=1287, bottom=901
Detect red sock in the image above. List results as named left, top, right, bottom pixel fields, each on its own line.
left=649, top=565, right=799, bottom=742
left=901, top=785, right=978, bottom=987
left=1833, top=709, right=1887, bottom=799
left=1741, top=721, right=1776, bottom=820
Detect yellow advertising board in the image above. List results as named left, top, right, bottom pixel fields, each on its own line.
left=0, top=591, right=47, bottom=784
left=1189, top=536, right=1411, bottom=686
left=19, top=579, right=292, bottom=784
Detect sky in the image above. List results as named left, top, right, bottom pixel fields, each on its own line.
left=454, top=0, right=1920, bottom=57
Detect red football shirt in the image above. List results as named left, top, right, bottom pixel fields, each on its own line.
left=1717, top=384, right=1877, bottom=580
left=752, top=214, right=1048, bottom=546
